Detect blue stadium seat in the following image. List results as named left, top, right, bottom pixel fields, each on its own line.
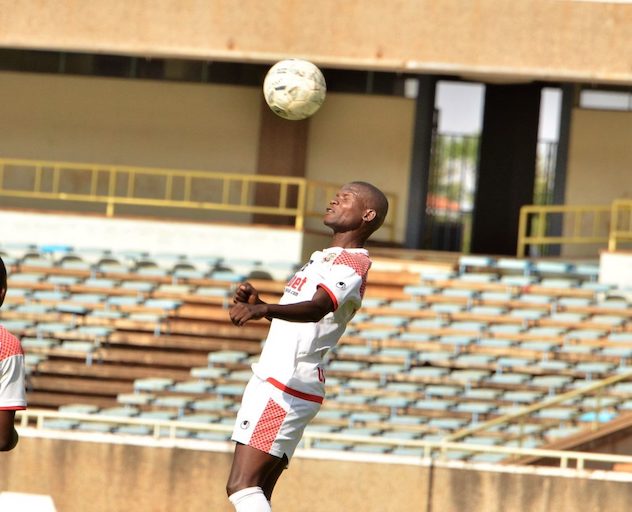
left=428, top=417, right=467, bottom=431
left=425, top=385, right=461, bottom=397
left=458, top=255, right=496, bottom=272
left=134, top=378, right=174, bottom=392
left=191, top=398, right=236, bottom=412
left=117, top=393, right=155, bottom=406
left=207, top=350, right=248, bottom=364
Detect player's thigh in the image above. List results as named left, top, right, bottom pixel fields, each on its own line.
left=227, top=443, right=284, bottom=493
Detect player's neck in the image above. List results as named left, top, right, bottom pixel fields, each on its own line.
left=330, top=232, right=366, bottom=249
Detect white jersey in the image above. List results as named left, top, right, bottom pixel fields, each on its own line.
left=0, top=325, right=27, bottom=411
left=252, top=246, right=371, bottom=401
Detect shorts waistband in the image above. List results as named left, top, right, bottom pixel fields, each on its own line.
left=266, top=377, right=324, bottom=404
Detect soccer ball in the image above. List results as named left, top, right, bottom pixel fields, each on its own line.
left=263, top=59, right=326, bottom=121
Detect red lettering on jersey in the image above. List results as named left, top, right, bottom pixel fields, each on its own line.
left=297, top=277, right=307, bottom=292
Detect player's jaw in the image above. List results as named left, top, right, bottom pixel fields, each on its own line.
left=323, top=205, right=363, bottom=233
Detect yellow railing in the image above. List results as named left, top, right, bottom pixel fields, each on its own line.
left=609, top=199, right=632, bottom=251
left=0, top=157, right=397, bottom=241
left=517, top=200, right=632, bottom=257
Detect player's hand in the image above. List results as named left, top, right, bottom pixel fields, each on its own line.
left=229, top=303, right=268, bottom=326
left=233, top=282, right=260, bottom=305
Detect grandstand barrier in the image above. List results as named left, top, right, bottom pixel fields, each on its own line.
left=600, top=251, right=632, bottom=289
left=516, top=203, right=611, bottom=257
left=15, top=408, right=632, bottom=471
left=0, top=156, right=397, bottom=241
left=6, top=428, right=632, bottom=512
left=609, top=199, right=632, bottom=251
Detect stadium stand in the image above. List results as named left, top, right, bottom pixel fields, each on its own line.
left=3, top=243, right=632, bottom=463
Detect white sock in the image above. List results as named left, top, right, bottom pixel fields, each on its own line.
left=228, top=487, right=272, bottom=512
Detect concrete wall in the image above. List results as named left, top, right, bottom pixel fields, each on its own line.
left=0, top=71, right=412, bottom=243
left=0, top=1, right=630, bottom=84
left=0, top=210, right=304, bottom=265
left=0, top=71, right=261, bottom=171
left=560, top=108, right=632, bottom=257
left=2, top=433, right=632, bottom=512
left=566, top=109, right=632, bottom=206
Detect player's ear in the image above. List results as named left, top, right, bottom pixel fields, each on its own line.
left=363, top=209, right=377, bottom=223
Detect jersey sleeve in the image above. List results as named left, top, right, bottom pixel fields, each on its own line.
left=0, top=355, right=27, bottom=410
left=316, top=253, right=371, bottom=311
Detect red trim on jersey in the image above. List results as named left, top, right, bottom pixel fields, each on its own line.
left=0, top=406, right=26, bottom=411
left=266, top=377, right=324, bottom=404
left=317, top=284, right=338, bottom=311
left=249, top=399, right=286, bottom=453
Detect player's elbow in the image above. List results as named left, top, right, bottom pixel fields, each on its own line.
left=309, top=304, right=331, bottom=322
left=0, top=429, right=19, bottom=451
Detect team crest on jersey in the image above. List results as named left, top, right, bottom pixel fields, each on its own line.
left=322, top=253, right=337, bottom=263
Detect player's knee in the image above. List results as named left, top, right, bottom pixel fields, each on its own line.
left=226, top=477, right=245, bottom=498
left=0, top=429, right=18, bottom=451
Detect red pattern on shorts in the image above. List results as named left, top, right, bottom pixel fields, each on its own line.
left=332, top=251, right=371, bottom=298
left=249, top=399, right=287, bottom=453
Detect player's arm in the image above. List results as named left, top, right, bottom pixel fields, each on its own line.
left=233, top=282, right=266, bottom=306
left=0, top=410, right=19, bottom=451
left=229, top=287, right=334, bottom=327
left=232, top=282, right=274, bottom=322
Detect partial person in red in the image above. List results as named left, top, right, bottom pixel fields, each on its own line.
left=226, top=182, right=388, bottom=512
left=0, top=256, right=27, bottom=451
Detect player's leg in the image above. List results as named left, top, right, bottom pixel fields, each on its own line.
left=227, top=442, right=283, bottom=493
left=226, top=443, right=281, bottom=511
left=261, top=453, right=288, bottom=501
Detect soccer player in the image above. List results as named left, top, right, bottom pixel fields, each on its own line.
left=226, top=181, right=388, bottom=511
left=0, top=256, right=27, bottom=451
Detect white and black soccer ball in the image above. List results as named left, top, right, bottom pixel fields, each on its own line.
left=263, top=59, right=327, bottom=121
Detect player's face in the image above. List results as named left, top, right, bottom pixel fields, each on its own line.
left=323, top=184, right=367, bottom=232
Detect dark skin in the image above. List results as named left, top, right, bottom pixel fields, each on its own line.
left=0, top=274, right=20, bottom=452
left=226, top=183, right=384, bottom=500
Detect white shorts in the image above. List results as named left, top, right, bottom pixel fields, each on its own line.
left=231, top=375, right=322, bottom=462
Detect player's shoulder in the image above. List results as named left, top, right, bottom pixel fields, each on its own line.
left=0, top=325, right=24, bottom=360
left=332, top=249, right=372, bottom=275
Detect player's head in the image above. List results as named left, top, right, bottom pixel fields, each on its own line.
left=0, top=256, right=7, bottom=308
left=324, top=181, right=389, bottom=239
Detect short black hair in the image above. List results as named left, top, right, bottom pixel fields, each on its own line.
left=0, top=256, right=6, bottom=308
left=350, top=181, right=389, bottom=230
left=0, top=256, right=6, bottom=290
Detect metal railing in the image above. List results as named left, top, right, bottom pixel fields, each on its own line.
left=516, top=201, right=632, bottom=257
left=0, top=157, right=397, bottom=241
left=609, top=199, right=632, bottom=251
left=15, top=408, right=632, bottom=471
